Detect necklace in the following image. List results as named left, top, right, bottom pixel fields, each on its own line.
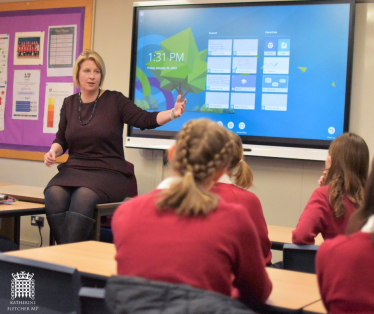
left=78, top=88, right=100, bottom=126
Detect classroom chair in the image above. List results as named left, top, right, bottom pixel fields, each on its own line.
left=79, top=287, right=109, bottom=314
left=105, top=275, right=259, bottom=314
left=95, top=161, right=138, bottom=242
left=282, top=244, right=319, bottom=274
left=0, top=253, right=81, bottom=313
left=0, top=235, right=18, bottom=252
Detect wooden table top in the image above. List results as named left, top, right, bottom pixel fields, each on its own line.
left=267, top=224, right=324, bottom=246
left=0, top=201, right=45, bottom=214
left=303, top=300, right=327, bottom=313
left=5, top=241, right=117, bottom=277
left=6, top=241, right=322, bottom=310
left=266, top=267, right=321, bottom=310
left=0, top=185, right=45, bottom=204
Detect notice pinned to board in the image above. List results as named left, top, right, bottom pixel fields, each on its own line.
left=43, top=82, right=74, bottom=133
left=12, top=70, right=41, bottom=120
left=0, top=34, right=9, bottom=131
left=13, top=31, right=44, bottom=66
left=47, top=25, right=77, bottom=77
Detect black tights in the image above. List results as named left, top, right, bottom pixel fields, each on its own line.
left=44, top=186, right=101, bottom=218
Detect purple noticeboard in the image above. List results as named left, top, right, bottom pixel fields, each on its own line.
left=0, top=7, right=84, bottom=152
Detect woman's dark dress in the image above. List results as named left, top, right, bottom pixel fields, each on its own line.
left=45, top=90, right=159, bottom=203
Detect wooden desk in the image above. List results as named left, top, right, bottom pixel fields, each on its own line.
left=0, top=201, right=45, bottom=245
left=266, top=267, right=321, bottom=310
left=5, top=240, right=116, bottom=277
left=268, top=225, right=324, bottom=250
left=0, top=184, right=123, bottom=242
left=0, top=185, right=44, bottom=204
left=6, top=241, right=322, bottom=311
left=303, top=300, right=327, bottom=313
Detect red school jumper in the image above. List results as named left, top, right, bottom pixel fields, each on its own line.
left=212, top=174, right=272, bottom=265
left=112, top=178, right=272, bottom=304
left=292, top=185, right=356, bottom=245
left=316, top=216, right=374, bottom=314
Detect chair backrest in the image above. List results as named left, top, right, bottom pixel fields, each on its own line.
left=0, top=253, right=81, bottom=314
left=283, top=244, right=319, bottom=274
left=105, top=275, right=258, bottom=314
left=79, top=287, right=108, bottom=314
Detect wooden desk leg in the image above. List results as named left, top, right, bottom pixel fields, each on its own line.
left=13, top=216, right=21, bottom=247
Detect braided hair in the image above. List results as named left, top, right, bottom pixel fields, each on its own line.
left=157, top=119, right=234, bottom=216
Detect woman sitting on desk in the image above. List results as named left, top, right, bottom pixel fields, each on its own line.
left=43, top=49, right=186, bottom=244
left=292, top=132, right=369, bottom=244
left=112, top=119, right=272, bottom=306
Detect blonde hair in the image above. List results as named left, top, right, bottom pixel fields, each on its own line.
left=324, top=132, right=369, bottom=217
left=227, top=132, right=253, bottom=189
left=157, top=119, right=234, bottom=216
left=73, top=49, right=106, bottom=88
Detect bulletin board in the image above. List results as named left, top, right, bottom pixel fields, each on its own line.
left=0, top=0, right=93, bottom=162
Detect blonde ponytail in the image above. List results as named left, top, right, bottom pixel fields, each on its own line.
left=233, top=159, right=253, bottom=189
left=227, top=132, right=253, bottom=189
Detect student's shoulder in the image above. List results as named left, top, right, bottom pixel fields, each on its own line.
left=233, top=186, right=262, bottom=209
left=310, top=185, right=329, bottom=201
left=318, top=231, right=369, bottom=257
left=215, top=182, right=260, bottom=202
left=216, top=198, right=254, bottom=225
left=120, top=190, right=158, bottom=206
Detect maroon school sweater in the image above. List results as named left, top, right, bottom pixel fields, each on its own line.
left=292, top=186, right=356, bottom=244
left=112, top=189, right=272, bottom=304
left=316, top=231, right=374, bottom=314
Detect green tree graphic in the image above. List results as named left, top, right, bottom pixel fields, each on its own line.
left=146, top=28, right=207, bottom=101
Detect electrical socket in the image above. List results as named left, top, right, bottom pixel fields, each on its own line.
left=31, top=216, right=44, bottom=227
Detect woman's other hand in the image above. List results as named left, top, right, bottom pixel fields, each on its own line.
left=44, top=150, right=56, bottom=167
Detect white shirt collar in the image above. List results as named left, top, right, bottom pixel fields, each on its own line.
left=361, top=214, right=374, bottom=233
left=158, top=173, right=234, bottom=189
left=217, top=173, right=233, bottom=185
left=156, top=176, right=182, bottom=190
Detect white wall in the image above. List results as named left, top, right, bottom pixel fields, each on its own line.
left=0, top=1, right=373, bottom=258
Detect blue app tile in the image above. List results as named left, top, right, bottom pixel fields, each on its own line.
left=278, top=39, right=290, bottom=56
left=264, top=38, right=277, bottom=56
left=262, top=75, right=289, bottom=93
left=231, top=75, right=256, bottom=92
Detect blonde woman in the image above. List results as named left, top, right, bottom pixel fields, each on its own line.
left=292, top=132, right=369, bottom=244
left=212, top=132, right=272, bottom=265
left=112, top=119, right=272, bottom=306
left=43, top=49, right=186, bottom=244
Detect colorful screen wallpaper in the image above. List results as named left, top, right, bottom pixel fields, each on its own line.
left=130, top=1, right=353, bottom=148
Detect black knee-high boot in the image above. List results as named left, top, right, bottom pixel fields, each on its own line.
left=46, top=212, right=67, bottom=244
left=64, top=211, right=95, bottom=243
